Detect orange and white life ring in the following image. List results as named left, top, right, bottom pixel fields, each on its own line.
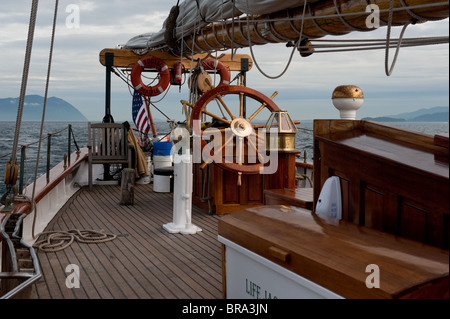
left=131, top=56, right=170, bottom=97
left=201, top=59, right=230, bottom=87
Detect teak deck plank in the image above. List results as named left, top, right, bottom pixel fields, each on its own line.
left=95, top=189, right=219, bottom=298
left=75, top=190, right=166, bottom=298
left=31, top=183, right=223, bottom=299
left=78, top=192, right=173, bottom=298
left=60, top=206, right=137, bottom=298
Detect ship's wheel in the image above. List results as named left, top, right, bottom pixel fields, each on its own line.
left=190, top=85, right=279, bottom=175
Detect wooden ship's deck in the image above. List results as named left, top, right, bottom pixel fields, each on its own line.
left=31, top=183, right=223, bottom=299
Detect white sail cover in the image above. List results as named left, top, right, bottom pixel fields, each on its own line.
left=124, top=0, right=302, bottom=49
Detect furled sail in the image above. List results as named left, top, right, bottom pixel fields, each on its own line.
left=124, top=0, right=449, bottom=54
left=125, top=0, right=304, bottom=50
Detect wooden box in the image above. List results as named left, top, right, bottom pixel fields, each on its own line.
left=218, top=206, right=449, bottom=299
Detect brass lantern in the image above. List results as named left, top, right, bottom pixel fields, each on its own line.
left=265, top=110, right=298, bottom=151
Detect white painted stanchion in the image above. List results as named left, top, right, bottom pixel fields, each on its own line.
left=163, top=151, right=202, bottom=234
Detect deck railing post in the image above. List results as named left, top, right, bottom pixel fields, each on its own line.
left=46, top=134, right=52, bottom=182
left=68, top=124, right=72, bottom=167
left=19, top=146, right=26, bottom=195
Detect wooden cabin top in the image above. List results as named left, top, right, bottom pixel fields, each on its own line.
left=218, top=206, right=449, bottom=299
left=312, top=120, right=449, bottom=249
left=314, top=120, right=448, bottom=180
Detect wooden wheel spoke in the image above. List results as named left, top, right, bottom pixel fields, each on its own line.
left=183, top=100, right=231, bottom=125
left=215, top=95, right=236, bottom=120
left=240, top=92, right=244, bottom=118
left=248, top=91, right=278, bottom=122
left=205, top=111, right=231, bottom=125
left=200, top=131, right=234, bottom=169
left=247, top=136, right=265, bottom=163
left=250, top=131, right=265, bottom=144
left=248, top=103, right=267, bottom=122
left=219, top=133, right=235, bottom=158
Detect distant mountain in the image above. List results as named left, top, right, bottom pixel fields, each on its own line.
left=409, top=112, right=448, bottom=122
left=0, top=95, right=87, bottom=121
left=362, top=106, right=448, bottom=123
left=361, top=117, right=407, bottom=122
left=387, top=106, right=448, bottom=121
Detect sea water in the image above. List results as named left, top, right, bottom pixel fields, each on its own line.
left=0, top=121, right=448, bottom=195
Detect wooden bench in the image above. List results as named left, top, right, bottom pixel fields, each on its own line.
left=87, top=122, right=132, bottom=189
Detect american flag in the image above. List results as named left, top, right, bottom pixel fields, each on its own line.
left=132, top=90, right=150, bottom=136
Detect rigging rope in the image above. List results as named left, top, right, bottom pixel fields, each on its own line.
left=385, top=0, right=410, bottom=76
left=8, top=0, right=39, bottom=186
left=31, top=0, right=59, bottom=239
left=299, top=35, right=448, bottom=53
left=244, top=0, right=308, bottom=80
left=112, top=66, right=173, bottom=122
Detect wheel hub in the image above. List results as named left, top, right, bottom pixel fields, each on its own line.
left=230, top=118, right=253, bottom=138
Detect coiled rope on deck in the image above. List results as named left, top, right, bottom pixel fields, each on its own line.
left=33, top=229, right=117, bottom=253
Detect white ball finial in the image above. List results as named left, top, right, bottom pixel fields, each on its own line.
left=332, top=85, right=364, bottom=120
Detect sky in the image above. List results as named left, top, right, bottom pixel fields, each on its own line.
left=0, top=0, right=448, bottom=124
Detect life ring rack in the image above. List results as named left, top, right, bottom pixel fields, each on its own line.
left=201, top=59, right=231, bottom=87
left=131, top=56, right=170, bottom=97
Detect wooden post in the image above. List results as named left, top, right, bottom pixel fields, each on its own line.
left=103, top=52, right=114, bottom=123
left=120, top=168, right=135, bottom=205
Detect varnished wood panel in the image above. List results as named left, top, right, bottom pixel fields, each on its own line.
left=264, top=188, right=313, bottom=209
left=193, top=152, right=298, bottom=214
left=244, top=174, right=264, bottom=203
left=314, top=120, right=449, bottom=249
left=264, top=152, right=299, bottom=190
left=435, top=133, right=449, bottom=148
left=223, top=171, right=239, bottom=204
left=334, top=171, right=350, bottom=222
left=363, top=185, right=384, bottom=231
left=400, top=199, right=427, bottom=244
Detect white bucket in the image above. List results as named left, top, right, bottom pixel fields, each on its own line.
left=153, top=155, right=173, bottom=170
left=153, top=168, right=174, bottom=193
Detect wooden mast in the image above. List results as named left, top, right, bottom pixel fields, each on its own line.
left=179, top=0, right=449, bottom=54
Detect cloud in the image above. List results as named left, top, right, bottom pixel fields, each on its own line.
left=0, top=1, right=448, bottom=122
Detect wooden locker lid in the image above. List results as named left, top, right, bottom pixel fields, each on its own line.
left=218, top=205, right=449, bottom=299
